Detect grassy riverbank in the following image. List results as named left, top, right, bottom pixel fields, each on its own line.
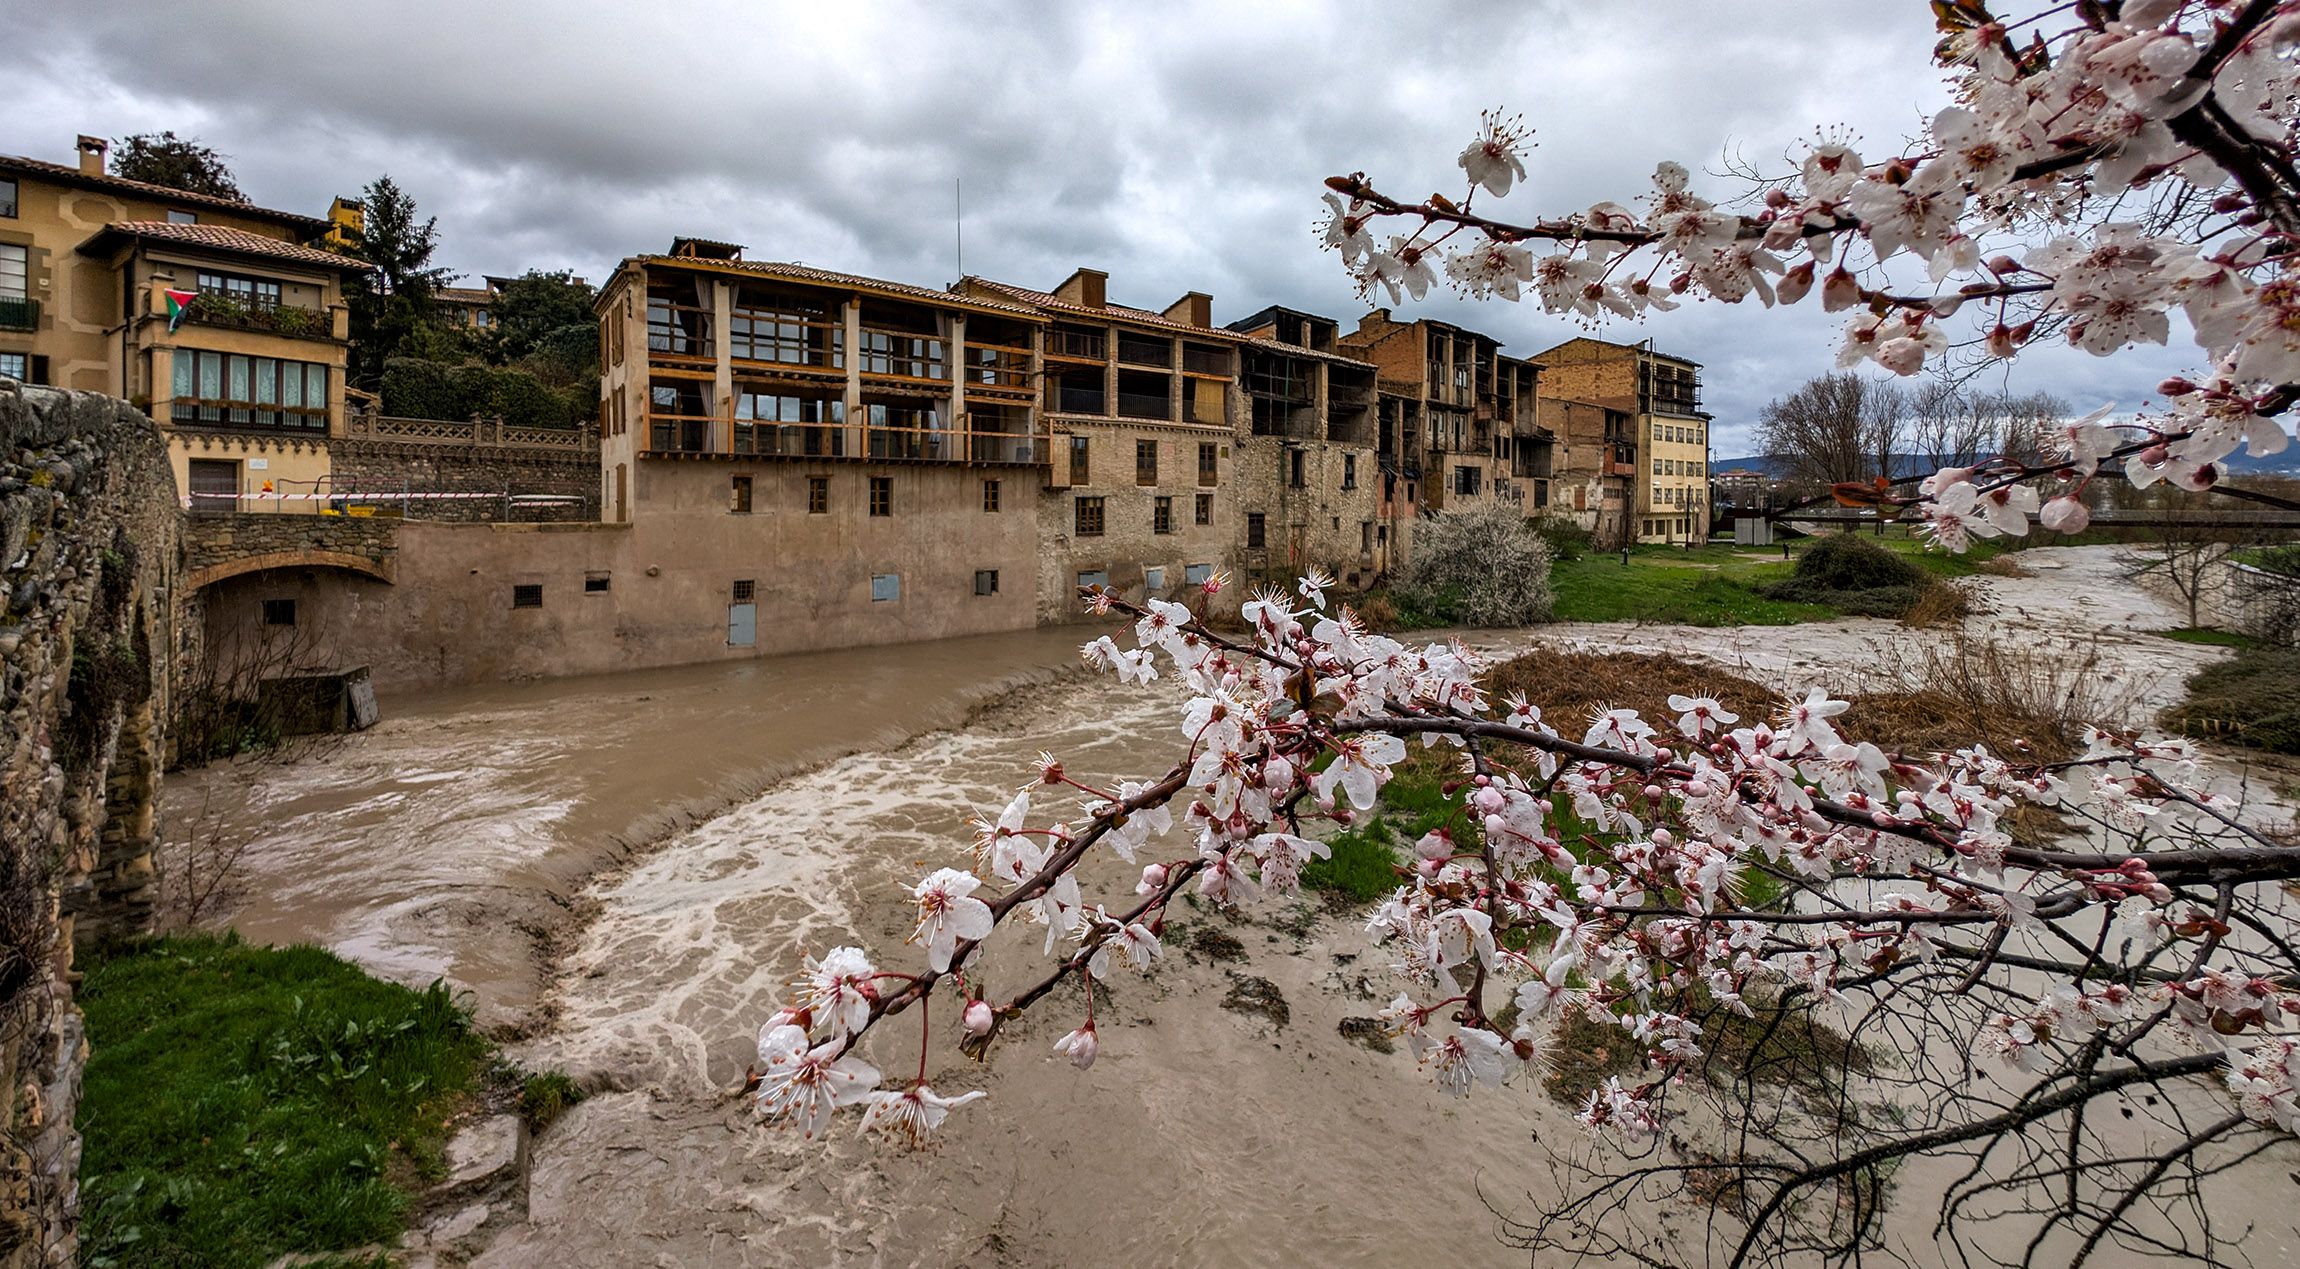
left=77, top=935, right=488, bottom=1269
left=1545, top=533, right=1996, bottom=625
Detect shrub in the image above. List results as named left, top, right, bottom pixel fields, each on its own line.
left=1533, top=516, right=1595, bottom=562
left=382, top=356, right=589, bottom=429
left=1760, top=532, right=1937, bottom=617
left=1394, top=502, right=1554, bottom=627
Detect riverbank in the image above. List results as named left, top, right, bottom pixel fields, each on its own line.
left=153, top=545, right=2300, bottom=1264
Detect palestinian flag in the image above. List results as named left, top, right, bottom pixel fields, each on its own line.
left=164, top=289, right=197, bottom=333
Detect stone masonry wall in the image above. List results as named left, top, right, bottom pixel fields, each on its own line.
left=182, top=512, right=398, bottom=582
left=329, top=438, right=599, bottom=523
left=0, top=383, right=180, bottom=1267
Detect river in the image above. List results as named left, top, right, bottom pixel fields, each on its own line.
left=164, top=546, right=2300, bottom=1265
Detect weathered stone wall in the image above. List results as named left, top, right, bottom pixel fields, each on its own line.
left=0, top=383, right=179, bottom=1267
left=329, top=438, right=598, bottom=523
left=182, top=513, right=398, bottom=587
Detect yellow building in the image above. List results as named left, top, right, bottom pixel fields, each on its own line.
left=0, top=136, right=368, bottom=514
left=1531, top=336, right=1710, bottom=544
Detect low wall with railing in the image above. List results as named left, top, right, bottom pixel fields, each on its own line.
left=328, top=410, right=599, bottom=522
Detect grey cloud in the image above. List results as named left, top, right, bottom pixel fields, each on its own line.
left=9, top=1, right=2191, bottom=453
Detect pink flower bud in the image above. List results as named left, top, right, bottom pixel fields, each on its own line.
left=1642, top=784, right=1665, bottom=801
left=1484, top=813, right=1507, bottom=839
left=2212, top=191, right=2249, bottom=214
left=1764, top=188, right=1792, bottom=209
left=963, top=1000, right=994, bottom=1036
left=1137, top=863, right=1169, bottom=896
left=1472, top=786, right=1505, bottom=814
left=2039, top=495, right=2090, bottom=534
left=1984, top=324, right=2018, bottom=358
left=1986, top=255, right=2022, bottom=275
left=2157, top=377, right=2196, bottom=396
left=1265, top=756, right=1296, bottom=792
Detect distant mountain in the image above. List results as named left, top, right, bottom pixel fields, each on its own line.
left=1712, top=449, right=2300, bottom=478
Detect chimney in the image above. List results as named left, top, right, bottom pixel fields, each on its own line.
left=1054, top=267, right=1107, bottom=309
left=1161, top=291, right=1212, bottom=328
left=76, top=134, right=108, bottom=177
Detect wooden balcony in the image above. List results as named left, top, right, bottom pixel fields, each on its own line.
left=642, top=411, right=1045, bottom=466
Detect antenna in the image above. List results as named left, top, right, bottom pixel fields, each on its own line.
left=955, top=177, right=964, bottom=279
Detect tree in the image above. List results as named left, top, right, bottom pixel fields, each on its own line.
left=109, top=131, right=243, bottom=200
left=750, top=7, right=2300, bottom=1268
left=339, top=176, right=455, bottom=388
left=487, top=269, right=597, bottom=370
left=1754, top=371, right=1904, bottom=489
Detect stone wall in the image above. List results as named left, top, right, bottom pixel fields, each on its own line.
left=329, top=438, right=598, bottom=523
left=182, top=512, right=398, bottom=585
left=0, top=383, right=180, bottom=1267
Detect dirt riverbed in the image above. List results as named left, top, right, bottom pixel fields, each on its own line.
left=166, top=546, right=2300, bottom=1265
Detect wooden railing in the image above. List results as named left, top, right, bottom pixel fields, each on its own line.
left=961, top=344, right=1033, bottom=391
left=642, top=411, right=1044, bottom=466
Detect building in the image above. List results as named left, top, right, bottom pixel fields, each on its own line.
left=1535, top=394, right=1637, bottom=545
left=322, top=195, right=364, bottom=252
left=1531, top=336, right=1711, bottom=544
left=957, top=269, right=1247, bottom=620
left=1341, top=311, right=1541, bottom=559
left=1223, top=305, right=1384, bottom=584
left=592, top=238, right=1049, bottom=648
left=0, top=135, right=368, bottom=515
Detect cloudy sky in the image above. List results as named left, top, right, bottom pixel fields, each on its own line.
left=15, top=0, right=2197, bottom=454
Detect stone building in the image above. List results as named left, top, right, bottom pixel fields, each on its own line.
left=591, top=240, right=1049, bottom=648
left=1341, top=310, right=1543, bottom=545
left=955, top=270, right=1244, bottom=620
left=1535, top=394, right=1638, bottom=546
left=1223, top=305, right=1383, bottom=586
left=0, top=136, right=369, bottom=518
left=1531, top=336, right=1711, bottom=544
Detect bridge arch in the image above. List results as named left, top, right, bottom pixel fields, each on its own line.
left=184, top=549, right=395, bottom=591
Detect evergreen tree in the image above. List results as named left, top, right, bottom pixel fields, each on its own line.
left=339, top=176, right=455, bottom=388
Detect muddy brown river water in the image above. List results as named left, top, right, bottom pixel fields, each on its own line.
left=166, top=547, right=2300, bottom=1265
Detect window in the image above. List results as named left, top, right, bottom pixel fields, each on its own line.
left=167, top=209, right=198, bottom=225
left=1198, top=442, right=1218, bottom=486
left=1136, top=438, right=1159, bottom=486
left=1195, top=492, right=1212, bottom=526
left=869, top=476, right=892, bottom=517
left=585, top=574, right=611, bottom=594
left=1068, top=435, right=1090, bottom=485
left=975, top=569, right=1000, bottom=596
left=1455, top=465, right=1482, bottom=496
left=982, top=479, right=1001, bottom=512
left=0, top=178, right=14, bottom=218
left=871, top=574, right=900, bottom=602
left=1154, top=495, right=1173, bottom=535
left=1077, top=570, right=1109, bottom=591
left=807, top=476, right=829, bottom=514
left=512, top=584, right=542, bottom=608
left=1361, top=521, right=1375, bottom=553
left=1288, top=448, right=1306, bottom=489
left=0, top=243, right=27, bottom=302
left=731, top=475, right=753, bottom=513
left=1185, top=563, right=1213, bottom=585
left=733, top=579, right=756, bottom=602
left=0, top=353, right=21, bottom=381
left=1145, top=566, right=1166, bottom=591
left=261, top=598, right=296, bottom=627
left=1247, top=512, right=1267, bottom=549
left=1343, top=453, right=1357, bottom=490
left=170, top=351, right=329, bottom=431
left=196, top=271, right=282, bottom=309
left=1075, top=495, right=1106, bottom=537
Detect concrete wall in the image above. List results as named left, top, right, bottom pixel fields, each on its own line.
left=0, top=384, right=181, bottom=1267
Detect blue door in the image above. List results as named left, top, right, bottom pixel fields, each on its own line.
left=728, top=602, right=756, bottom=647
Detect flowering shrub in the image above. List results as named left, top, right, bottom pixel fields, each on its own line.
left=750, top=5, right=2300, bottom=1263
left=1394, top=501, right=1555, bottom=627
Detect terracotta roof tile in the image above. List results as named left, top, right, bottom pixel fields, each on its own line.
left=961, top=276, right=1255, bottom=341
left=0, top=153, right=328, bottom=232
left=77, top=221, right=370, bottom=271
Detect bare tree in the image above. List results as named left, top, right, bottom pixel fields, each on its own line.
left=1756, top=373, right=1904, bottom=489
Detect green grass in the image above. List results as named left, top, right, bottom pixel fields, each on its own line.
left=2160, top=627, right=2267, bottom=649
left=2166, top=646, right=2300, bottom=754
left=1549, top=547, right=1836, bottom=625
left=78, top=934, right=489, bottom=1269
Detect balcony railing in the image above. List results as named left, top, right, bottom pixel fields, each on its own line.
left=1115, top=390, right=1172, bottom=421
left=180, top=295, right=335, bottom=342
left=0, top=296, right=36, bottom=331
left=1181, top=346, right=1231, bottom=376
left=961, top=344, right=1033, bottom=392
left=1045, top=329, right=1106, bottom=361
left=643, top=410, right=1044, bottom=466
